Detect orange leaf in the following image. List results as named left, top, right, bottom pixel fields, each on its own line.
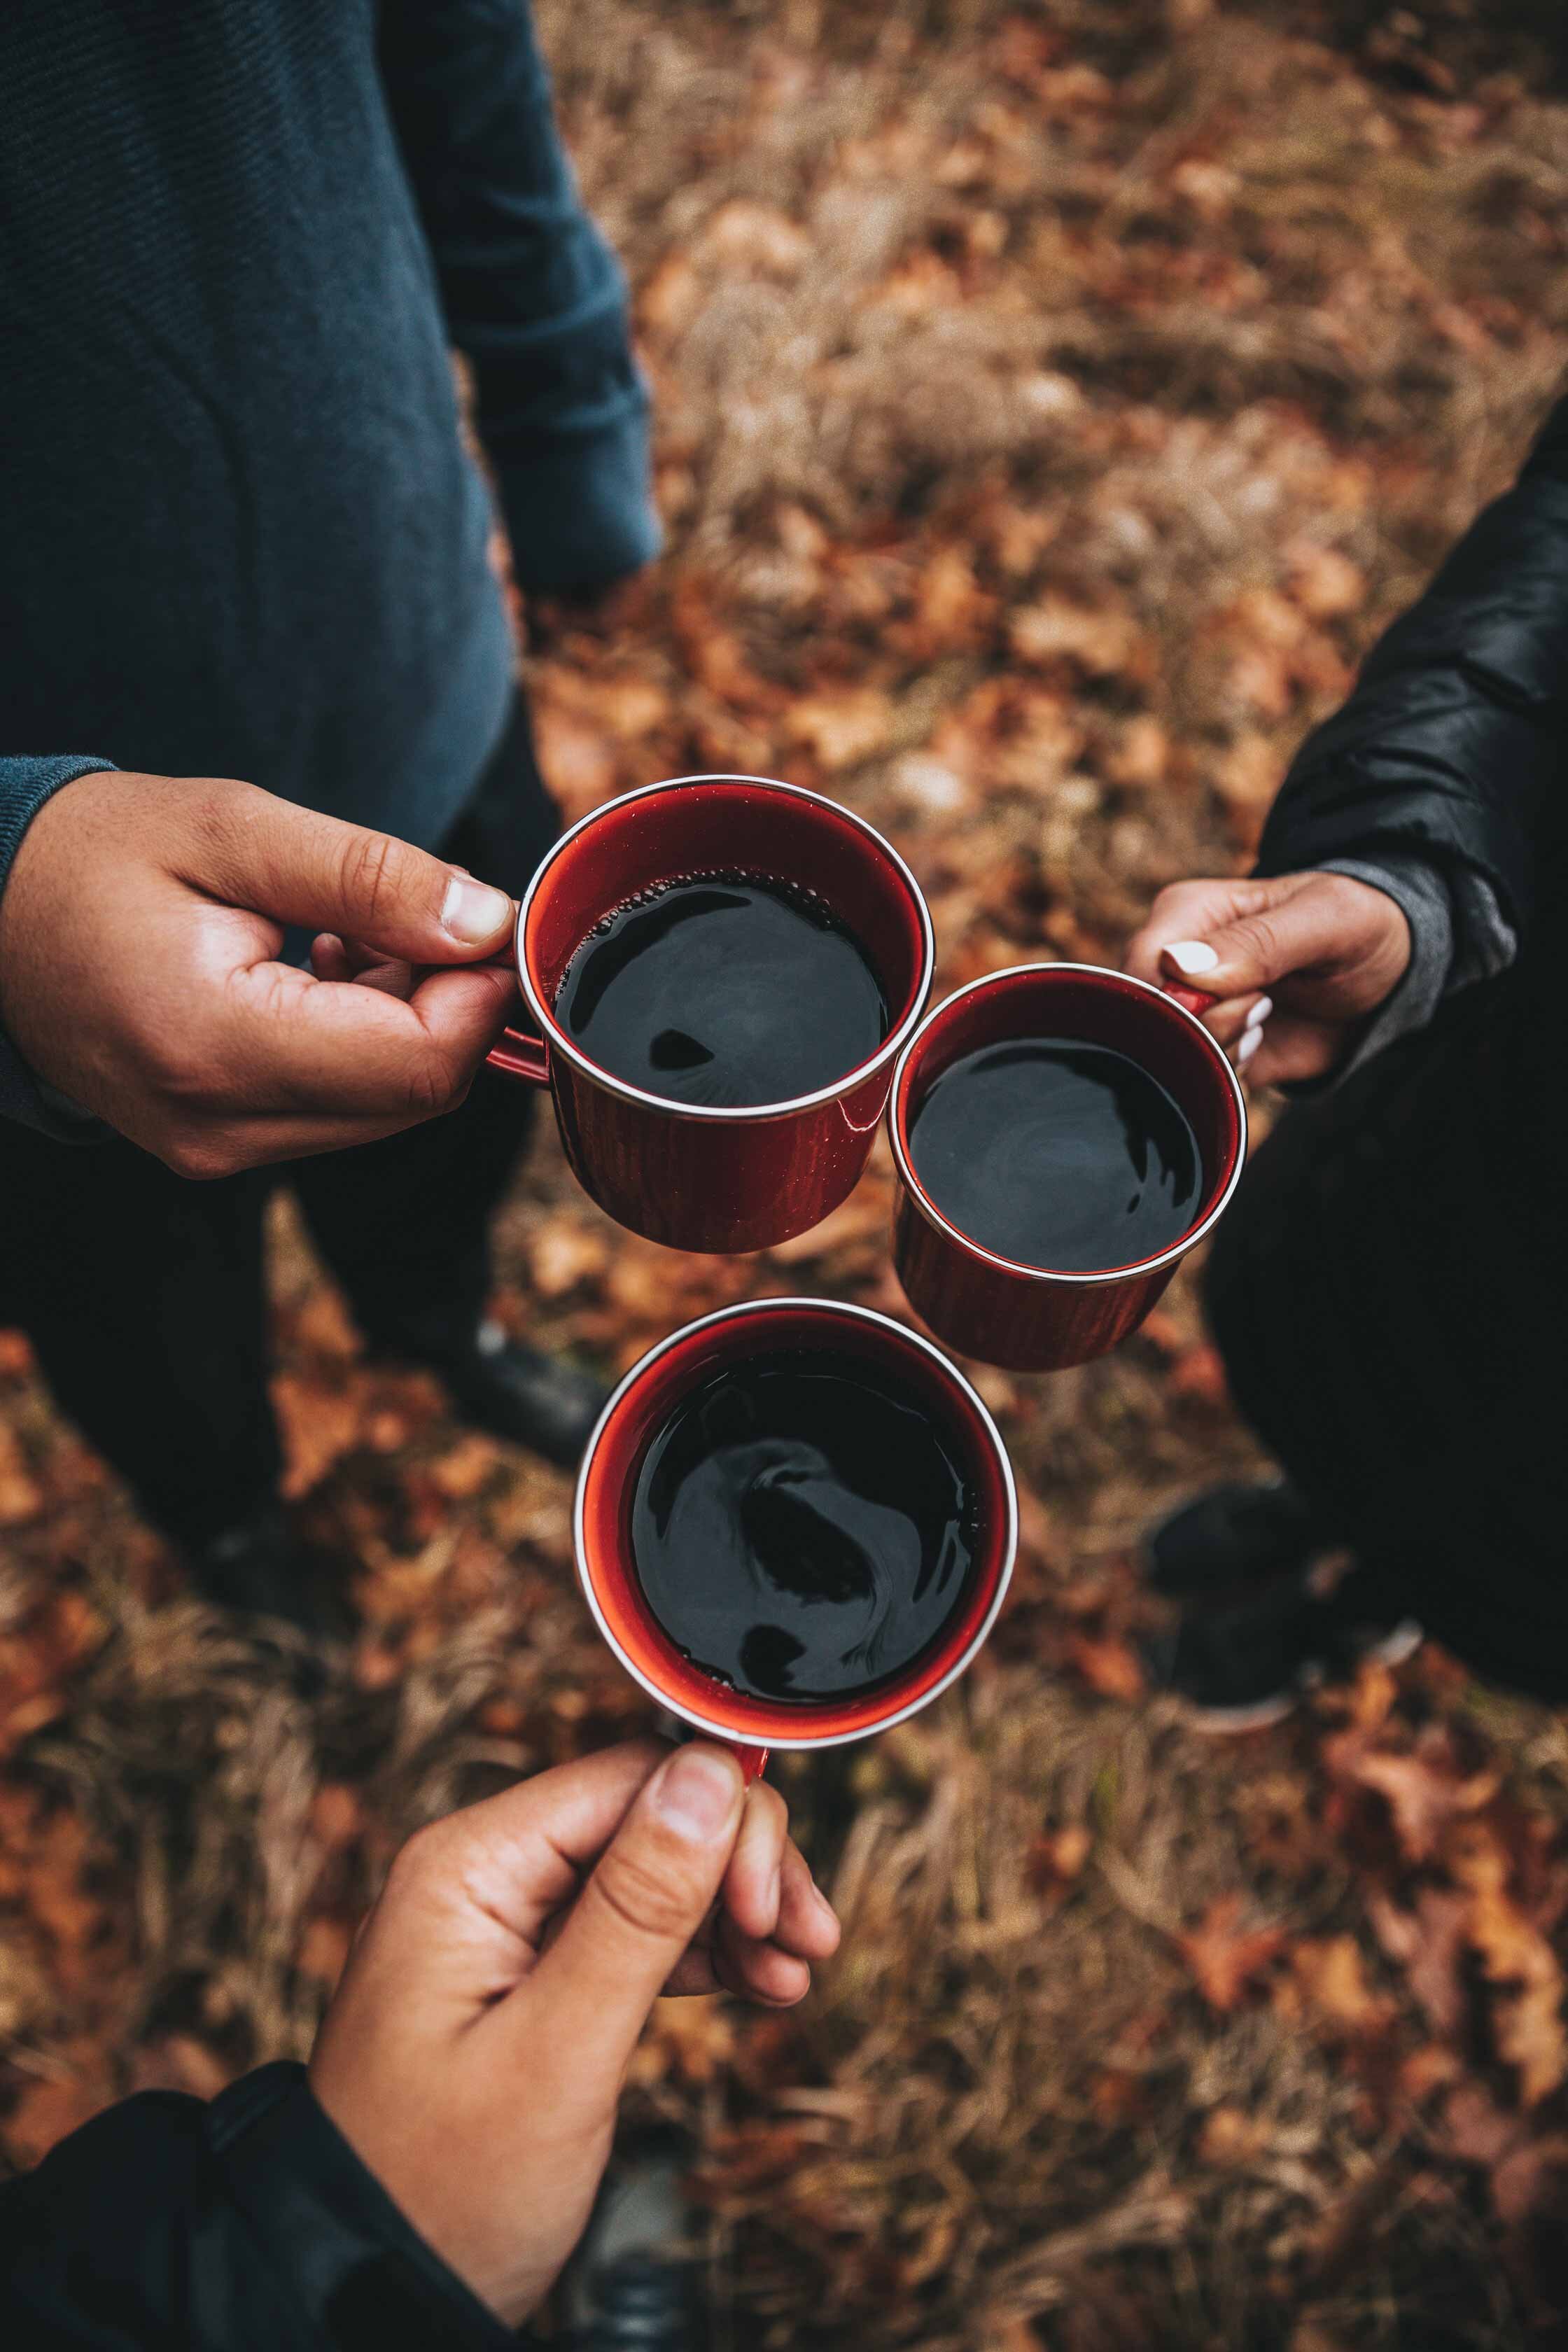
left=1196, top=2104, right=1268, bottom=2166
left=1008, top=595, right=1140, bottom=678
left=1063, top=1632, right=1144, bottom=1703
left=297, top=1915, right=354, bottom=1990
left=528, top=1217, right=610, bottom=1300
left=309, top=1783, right=364, bottom=1851
left=428, top=1433, right=501, bottom=1502
left=1178, top=1893, right=1285, bottom=2011
left=1368, top=1889, right=1469, bottom=2038
left=1350, top=1743, right=1498, bottom=1865
left=785, top=690, right=895, bottom=772
left=0, top=1421, right=43, bottom=1526
left=270, top=1372, right=364, bottom=1499
left=1288, top=1935, right=1391, bottom=2034
left=530, top=706, right=620, bottom=820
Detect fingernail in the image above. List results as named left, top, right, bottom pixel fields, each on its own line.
left=441, top=875, right=512, bottom=946
left=654, top=1746, right=742, bottom=1842
left=1244, top=996, right=1273, bottom=1031
left=1163, top=939, right=1219, bottom=975
left=1237, top=1026, right=1262, bottom=1066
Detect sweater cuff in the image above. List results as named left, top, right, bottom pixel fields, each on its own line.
left=494, top=405, right=662, bottom=596
left=1319, top=855, right=1452, bottom=1078
left=210, top=2063, right=526, bottom=2351
left=1296, top=849, right=1517, bottom=1089
left=0, top=751, right=115, bottom=883
left=0, top=755, right=117, bottom=1140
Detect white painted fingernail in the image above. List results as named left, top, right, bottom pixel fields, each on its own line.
left=1237, top=1026, right=1262, bottom=1066
left=1244, top=996, right=1273, bottom=1031
left=1164, top=939, right=1219, bottom=976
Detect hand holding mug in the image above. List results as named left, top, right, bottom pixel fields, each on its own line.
left=310, top=1740, right=839, bottom=2329
left=1124, top=869, right=1411, bottom=1086
left=0, top=770, right=519, bottom=1175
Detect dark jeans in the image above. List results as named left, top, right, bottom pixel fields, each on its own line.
left=1203, top=951, right=1568, bottom=1700
left=0, top=700, right=559, bottom=1546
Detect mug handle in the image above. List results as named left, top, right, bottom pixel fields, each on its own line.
left=1164, top=984, right=1215, bottom=1018
left=486, top=1025, right=550, bottom=1086
left=732, top=1742, right=770, bottom=1786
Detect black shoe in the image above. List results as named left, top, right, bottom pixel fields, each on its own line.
left=578, top=2252, right=697, bottom=2351
left=440, top=1324, right=609, bottom=1469
left=1150, top=1569, right=1423, bottom=1733
left=187, top=1506, right=357, bottom=1644
left=1144, top=1478, right=1328, bottom=1601
left=564, top=2130, right=700, bottom=2351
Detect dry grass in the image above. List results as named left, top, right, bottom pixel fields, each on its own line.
left=6, top=4, right=1568, bottom=2345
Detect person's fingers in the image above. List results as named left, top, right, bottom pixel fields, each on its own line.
left=772, top=1843, right=841, bottom=1963
left=661, top=1944, right=724, bottom=1998
left=180, top=783, right=517, bottom=965
left=722, top=1782, right=789, bottom=1942
left=1242, top=1011, right=1345, bottom=1088
left=309, top=933, right=419, bottom=1000
left=521, top=1744, right=745, bottom=2066
left=310, top=933, right=352, bottom=983
left=710, top=1910, right=813, bottom=2007
left=1123, top=878, right=1266, bottom=986
left=217, top=958, right=517, bottom=1122
left=1177, top=990, right=1270, bottom=1051
left=660, top=1847, right=838, bottom=1998
left=332, top=1744, right=678, bottom=2034
left=1152, top=872, right=1396, bottom=1007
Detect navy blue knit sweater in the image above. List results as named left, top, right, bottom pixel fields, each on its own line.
left=0, top=0, right=657, bottom=1133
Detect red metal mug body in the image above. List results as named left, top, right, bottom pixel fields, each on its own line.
left=486, top=776, right=934, bottom=1254
left=889, top=963, right=1247, bottom=1373
left=575, top=1297, right=1018, bottom=1779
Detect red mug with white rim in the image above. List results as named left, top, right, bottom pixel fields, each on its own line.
left=574, top=1297, right=1018, bottom=1783
left=484, top=776, right=934, bottom=1254
left=888, top=962, right=1247, bottom=1373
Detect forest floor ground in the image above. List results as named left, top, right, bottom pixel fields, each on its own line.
left=5, top=5, right=1568, bottom=2344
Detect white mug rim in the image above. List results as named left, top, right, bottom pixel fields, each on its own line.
left=888, top=961, right=1249, bottom=1288
left=572, top=1295, right=1019, bottom=1750
left=513, top=775, right=936, bottom=1124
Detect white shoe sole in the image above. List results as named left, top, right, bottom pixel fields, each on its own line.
left=1177, top=1689, right=1303, bottom=1737
left=1360, top=1618, right=1424, bottom=1668
left=1175, top=1620, right=1424, bottom=1737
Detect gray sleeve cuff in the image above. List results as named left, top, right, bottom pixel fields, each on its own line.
left=1319, top=850, right=1516, bottom=1079
left=0, top=755, right=118, bottom=1140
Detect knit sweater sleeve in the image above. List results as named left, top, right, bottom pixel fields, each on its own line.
left=378, top=0, right=661, bottom=595
left=0, top=755, right=116, bottom=1140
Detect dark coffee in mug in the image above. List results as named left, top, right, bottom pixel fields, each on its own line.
left=908, top=1037, right=1203, bottom=1273
left=630, top=1347, right=979, bottom=1702
left=553, top=873, right=888, bottom=1108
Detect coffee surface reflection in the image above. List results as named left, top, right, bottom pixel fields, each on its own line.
left=555, top=873, right=888, bottom=1107
left=631, top=1349, right=978, bottom=1702
left=909, top=1037, right=1203, bottom=1273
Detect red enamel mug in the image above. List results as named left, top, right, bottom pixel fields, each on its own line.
left=575, top=1297, right=1018, bottom=1782
left=485, top=776, right=934, bottom=1254
left=889, top=963, right=1247, bottom=1373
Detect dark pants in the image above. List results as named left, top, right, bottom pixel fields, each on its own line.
left=1203, top=951, right=1568, bottom=1700
left=0, top=701, right=559, bottom=1546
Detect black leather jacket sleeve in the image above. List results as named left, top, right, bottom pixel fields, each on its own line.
left=1256, top=388, right=1568, bottom=946
left=0, top=2063, right=524, bottom=2350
